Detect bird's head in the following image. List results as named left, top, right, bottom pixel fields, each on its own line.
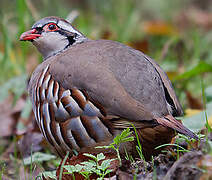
left=20, top=16, right=87, bottom=59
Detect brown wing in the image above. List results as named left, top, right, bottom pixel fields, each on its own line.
left=140, top=53, right=183, bottom=116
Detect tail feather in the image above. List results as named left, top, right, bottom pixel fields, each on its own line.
left=156, top=115, right=198, bottom=140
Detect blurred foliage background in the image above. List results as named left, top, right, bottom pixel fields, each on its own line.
left=0, top=0, right=212, bottom=178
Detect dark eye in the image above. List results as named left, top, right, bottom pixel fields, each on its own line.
left=48, top=24, right=56, bottom=30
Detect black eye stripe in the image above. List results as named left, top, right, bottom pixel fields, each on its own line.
left=36, top=27, right=43, bottom=32
left=59, top=28, right=77, bottom=37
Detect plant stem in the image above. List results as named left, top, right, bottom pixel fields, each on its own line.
left=116, top=148, right=122, bottom=166
left=59, top=151, right=69, bottom=180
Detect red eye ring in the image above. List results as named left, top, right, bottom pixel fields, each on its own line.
left=43, top=23, right=59, bottom=32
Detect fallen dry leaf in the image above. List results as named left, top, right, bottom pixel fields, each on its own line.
left=175, top=7, right=212, bottom=31
left=198, top=154, right=212, bottom=180
left=101, top=30, right=116, bottom=40
left=128, top=39, right=149, bottom=54
left=185, top=91, right=203, bottom=110
left=116, top=169, right=143, bottom=180
left=142, top=21, right=178, bottom=36
left=17, top=131, right=43, bottom=158
left=185, top=109, right=202, bottom=117
left=163, top=151, right=203, bottom=180
left=0, top=96, right=25, bottom=137
left=188, top=9, right=212, bottom=30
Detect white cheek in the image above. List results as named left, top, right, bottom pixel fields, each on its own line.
left=32, top=32, right=69, bottom=58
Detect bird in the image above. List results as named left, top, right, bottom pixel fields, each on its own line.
left=20, top=16, right=197, bottom=160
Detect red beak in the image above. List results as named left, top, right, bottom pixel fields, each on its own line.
left=19, top=29, right=41, bottom=41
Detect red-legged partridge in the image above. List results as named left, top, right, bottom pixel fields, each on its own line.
left=20, top=16, right=197, bottom=160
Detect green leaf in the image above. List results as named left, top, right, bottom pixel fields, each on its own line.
left=120, top=136, right=134, bottom=143
left=174, top=61, right=212, bottom=81
left=95, top=145, right=112, bottom=149
left=113, top=128, right=134, bottom=144
left=64, top=165, right=79, bottom=173
left=105, top=168, right=113, bottom=174
left=23, top=152, right=56, bottom=165
left=75, top=164, right=84, bottom=172
left=80, top=161, right=96, bottom=169
left=93, top=169, right=102, bottom=176
left=82, top=160, right=95, bottom=165
left=97, top=153, right=105, bottom=161
left=99, top=159, right=113, bottom=171
left=83, top=153, right=97, bottom=160
left=39, top=170, right=57, bottom=180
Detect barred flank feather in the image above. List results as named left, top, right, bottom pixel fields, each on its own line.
left=32, top=65, right=113, bottom=156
